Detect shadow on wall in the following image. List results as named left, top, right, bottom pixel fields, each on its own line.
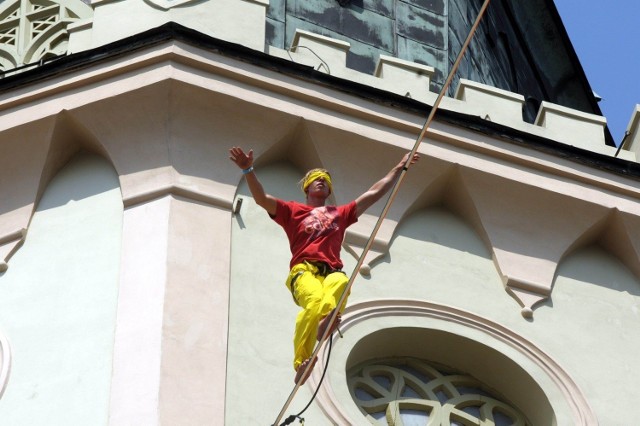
left=555, top=245, right=640, bottom=297
left=37, top=151, right=121, bottom=212
left=234, top=161, right=309, bottom=206
left=384, top=208, right=491, bottom=265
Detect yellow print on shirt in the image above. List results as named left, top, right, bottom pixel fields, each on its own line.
left=303, top=207, right=339, bottom=239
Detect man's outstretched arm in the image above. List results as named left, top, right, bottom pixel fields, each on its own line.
left=229, top=146, right=277, bottom=216
left=355, top=152, right=419, bottom=217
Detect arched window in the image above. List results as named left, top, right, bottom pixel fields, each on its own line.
left=348, top=357, right=528, bottom=425
left=311, top=301, right=596, bottom=425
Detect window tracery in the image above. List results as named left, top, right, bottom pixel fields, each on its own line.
left=0, top=0, right=91, bottom=72
left=348, top=358, right=529, bottom=426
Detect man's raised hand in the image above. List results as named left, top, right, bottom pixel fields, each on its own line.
left=229, top=146, right=253, bottom=170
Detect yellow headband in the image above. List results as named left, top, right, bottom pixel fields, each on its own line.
left=302, top=170, right=333, bottom=194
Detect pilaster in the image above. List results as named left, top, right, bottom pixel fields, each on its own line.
left=110, top=194, right=232, bottom=425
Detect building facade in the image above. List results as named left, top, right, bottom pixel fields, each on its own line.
left=1, top=0, right=640, bottom=424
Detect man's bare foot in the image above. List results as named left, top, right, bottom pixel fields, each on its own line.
left=317, top=309, right=341, bottom=341
left=294, top=357, right=317, bottom=385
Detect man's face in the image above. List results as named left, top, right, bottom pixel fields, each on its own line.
left=307, top=176, right=330, bottom=198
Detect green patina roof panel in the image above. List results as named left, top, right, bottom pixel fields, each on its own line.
left=265, top=0, right=609, bottom=142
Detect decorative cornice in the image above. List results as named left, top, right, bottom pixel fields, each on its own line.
left=503, top=277, right=550, bottom=319
left=122, top=184, right=233, bottom=209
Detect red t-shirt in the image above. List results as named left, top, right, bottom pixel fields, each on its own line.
left=271, top=199, right=358, bottom=270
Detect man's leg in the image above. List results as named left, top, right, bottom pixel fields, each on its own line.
left=317, top=271, right=349, bottom=340
left=293, top=356, right=317, bottom=385
left=290, top=267, right=324, bottom=372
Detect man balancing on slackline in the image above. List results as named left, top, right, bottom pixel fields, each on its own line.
left=229, top=146, right=419, bottom=384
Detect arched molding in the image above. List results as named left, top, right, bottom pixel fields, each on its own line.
left=0, top=118, right=57, bottom=273
left=456, top=166, right=616, bottom=318
left=343, top=163, right=494, bottom=279
left=311, top=299, right=597, bottom=426
left=0, top=329, right=10, bottom=399
left=0, top=111, right=115, bottom=272
left=0, top=48, right=19, bottom=72
left=560, top=208, right=640, bottom=282
left=36, top=111, right=113, bottom=203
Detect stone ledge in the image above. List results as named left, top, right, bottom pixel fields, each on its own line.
left=375, top=55, right=434, bottom=101
left=535, top=101, right=607, bottom=150
left=290, top=30, right=350, bottom=75
left=454, top=78, right=525, bottom=128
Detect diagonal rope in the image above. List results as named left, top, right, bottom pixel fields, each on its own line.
left=272, top=1, right=492, bottom=423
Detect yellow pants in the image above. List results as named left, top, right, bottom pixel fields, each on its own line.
left=285, top=262, right=349, bottom=371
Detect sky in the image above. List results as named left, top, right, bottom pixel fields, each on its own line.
left=553, top=0, right=640, bottom=146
